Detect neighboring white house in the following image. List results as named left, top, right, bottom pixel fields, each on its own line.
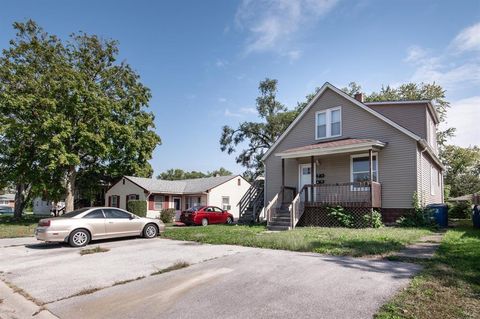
left=105, top=175, right=251, bottom=219
left=33, top=198, right=65, bottom=215
left=0, top=193, right=15, bottom=207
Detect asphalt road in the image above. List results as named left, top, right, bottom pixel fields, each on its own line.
left=0, top=236, right=421, bottom=319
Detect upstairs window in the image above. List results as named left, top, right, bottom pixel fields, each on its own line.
left=316, top=107, right=342, bottom=139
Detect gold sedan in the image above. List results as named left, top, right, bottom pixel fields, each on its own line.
left=35, top=207, right=165, bottom=247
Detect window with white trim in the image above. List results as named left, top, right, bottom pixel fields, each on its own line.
left=351, top=154, right=378, bottom=183
left=222, top=196, right=231, bottom=211
left=430, top=165, right=436, bottom=196
left=315, top=107, right=342, bottom=139
left=154, top=195, right=164, bottom=210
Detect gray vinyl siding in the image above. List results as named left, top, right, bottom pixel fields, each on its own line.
left=416, top=147, right=443, bottom=205
left=264, top=87, right=418, bottom=209
left=367, top=103, right=427, bottom=140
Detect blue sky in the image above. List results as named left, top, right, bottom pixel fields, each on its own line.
left=1, top=0, right=479, bottom=176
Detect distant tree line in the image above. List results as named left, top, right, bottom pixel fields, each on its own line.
left=157, top=167, right=232, bottom=180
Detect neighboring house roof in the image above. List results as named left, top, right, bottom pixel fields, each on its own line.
left=0, top=194, right=15, bottom=201
left=262, top=82, right=424, bottom=162
left=124, top=175, right=244, bottom=194
left=364, top=100, right=440, bottom=124
left=275, top=138, right=386, bottom=159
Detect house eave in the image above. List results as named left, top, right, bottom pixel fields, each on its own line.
left=275, top=141, right=386, bottom=159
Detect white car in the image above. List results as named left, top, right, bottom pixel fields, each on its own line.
left=35, top=207, right=165, bottom=247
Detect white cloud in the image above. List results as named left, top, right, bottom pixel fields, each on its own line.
left=215, top=59, right=228, bottom=67
left=440, top=96, right=480, bottom=147
left=239, top=107, right=257, bottom=114
left=450, top=22, right=480, bottom=53
left=235, top=0, right=338, bottom=54
left=218, top=97, right=227, bottom=103
left=224, top=107, right=258, bottom=118
left=405, top=22, right=480, bottom=90
left=404, top=45, right=427, bottom=63
left=224, top=109, right=242, bottom=117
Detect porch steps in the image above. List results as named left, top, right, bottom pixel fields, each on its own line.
left=267, top=206, right=292, bottom=231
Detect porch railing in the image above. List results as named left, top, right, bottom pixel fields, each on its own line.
left=300, top=182, right=382, bottom=207
left=289, top=192, right=304, bottom=228
left=265, top=193, right=279, bottom=223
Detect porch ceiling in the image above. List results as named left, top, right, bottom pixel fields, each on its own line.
left=275, top=138, right=386, bottom=159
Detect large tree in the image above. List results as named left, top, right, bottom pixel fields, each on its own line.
left=0, top=20, right=160, bottom=216
left=220, top=79, right=307, bottom=179
left=157, top=167, right=232, bottom=180
left=441, top=145, right=480, bottom=198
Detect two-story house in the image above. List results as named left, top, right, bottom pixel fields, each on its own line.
left=262, top=82, right=444, bottom=230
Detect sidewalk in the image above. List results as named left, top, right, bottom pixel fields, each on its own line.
left=390, top=233, right=444, bottom=259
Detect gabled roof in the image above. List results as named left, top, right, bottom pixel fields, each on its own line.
left=364, top=100, right=440, bottom=124
left=124, top=175, right=244, bottom=194
left=262, top=82, right=423, bottom=161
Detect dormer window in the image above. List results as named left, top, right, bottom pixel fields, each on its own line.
left=315, top=107, right=342, bottom=139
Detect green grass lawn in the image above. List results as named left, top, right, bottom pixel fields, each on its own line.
left=0, top=215, right=41, bottom=238
left=164, top=225, right=432, bottom=257
left=376, top=220, right=480, bottom=319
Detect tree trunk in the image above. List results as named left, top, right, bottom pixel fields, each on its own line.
left=13, top=183, right=28, bottom=220
left=65, top=166, right=76, bottom=213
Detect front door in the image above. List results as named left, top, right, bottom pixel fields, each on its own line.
left=299, top=163, right=315, bottom=201
left=173, top=197, right=182, bottom=221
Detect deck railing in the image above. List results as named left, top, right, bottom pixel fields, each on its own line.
left=300, top=182, right=382, bottom=208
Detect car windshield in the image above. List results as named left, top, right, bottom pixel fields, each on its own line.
left=61, top=208, right=90, bottom=218
left=187, top=206, right=204, bottom=212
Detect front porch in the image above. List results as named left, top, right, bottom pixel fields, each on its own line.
left=266, top=138, right=385, bottom=230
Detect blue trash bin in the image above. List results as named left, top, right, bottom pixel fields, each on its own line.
left=427, top=204, right=448, bottom=228
left=473, top=205, right=480, bottom=228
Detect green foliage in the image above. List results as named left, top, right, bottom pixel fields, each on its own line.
left=126, top=200, right=147, bottom=217
left=441, top=145, right=480, bottom=198
left=157, top=167, right=232, bottom=180
left=396, top=192, right=436, bottom=227
left=0, top=20, right=161, bottom=214
left=159, top=208, right=175, bottom=223
left=448, top=201, right=472, bottom=219
left=363, top=210, right=384, bottom=228
left=220, top=78, right=298, bottom=178
left=327, top=206, right=354, bottom=228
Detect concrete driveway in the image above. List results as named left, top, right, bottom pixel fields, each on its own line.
left=0, top=236, right=421, bottom=319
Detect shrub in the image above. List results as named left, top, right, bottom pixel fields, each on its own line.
left=327, top=206, right=354, bottom=228
left=448, top=201, right=472, bottom=219
left=160, top=208, right=176, bottom=223
left=396, top=192, right=436, bottom=227
left=363, top=210, right=384, bottom=228
left=127, top=200, right=147, bottom=217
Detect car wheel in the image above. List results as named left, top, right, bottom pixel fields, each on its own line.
left=201, top=218, right=208, bottom=226
left=143, top=224, right=158, bottom=238
left=226, top=217, right=233, bottom=224
left=69, top=229, right=90, bottom=247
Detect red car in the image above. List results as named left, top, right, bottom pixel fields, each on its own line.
left=180, top=206, right=234, bottom=226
